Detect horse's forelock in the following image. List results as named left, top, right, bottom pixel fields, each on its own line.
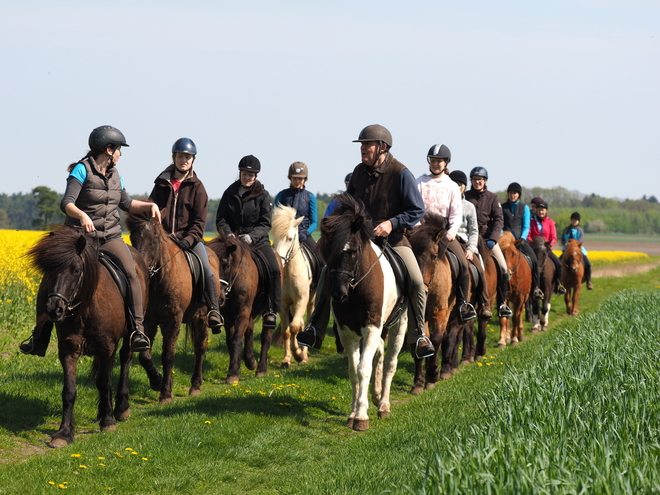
left=271, top=205, right=297, bottom=240
left=498, top=231, right=515, bottom=251
left=28, top=227, right=85, bottom=273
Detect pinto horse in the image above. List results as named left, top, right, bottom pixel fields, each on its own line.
left=271, top=205, right=315, bottom=367
left=530, top=235, right=555, bottom=331
left=318, top=193, right=407, bottom=431
left=207, top=232, right=278, bottom=384
left=562, top=239, right=584, bottom=316
left=126, top=211, right=222, bottom=403
left=407, top=214, right=457, bottom=392
left=27, top=226, right=148, bottom=447
left=497, top=231, right=532, bottom=347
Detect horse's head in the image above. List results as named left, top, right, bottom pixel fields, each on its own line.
left=126, top=208, right=173, bottom=274
left=498, top=231, right=518, bottom=278
left=207, top=232, right=242, bottom=300
left=564, top=239, right=583, bottom=273
left=271, top=205, right=303, bottom=262
left=407, top=213, right=447, bottom=284
left=28, top=226, right=98, bottom=322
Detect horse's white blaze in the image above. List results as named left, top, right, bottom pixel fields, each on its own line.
left=343, top=242, right=351, bottom=252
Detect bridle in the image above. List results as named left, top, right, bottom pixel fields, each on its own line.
left=145, top=234, right=184, bottom=278
left=47, top=257, right=85, bottom=318
left=330, top=240, right=384, bottom=290
left=220, top=254, right=243, bottom=296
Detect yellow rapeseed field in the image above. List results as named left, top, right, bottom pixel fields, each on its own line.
left=553, top=250, right=650, bottom=266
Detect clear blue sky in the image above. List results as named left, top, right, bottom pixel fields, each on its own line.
left=2, top=0, right=658, bottom=202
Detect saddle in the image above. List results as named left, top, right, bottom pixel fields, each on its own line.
left=300, top=242, right=322, bottom=292
left=249, top=248, right=272, bottom=300
left=376, top=241, right=408, bottom=329
left=183, top=250, right=206, bottom=305
left=446, top=250, right=482, bottom=290
left=98, top=251, right=136, bottom=330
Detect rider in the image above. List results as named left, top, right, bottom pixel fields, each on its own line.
left=148, top=137, right=223, bottom=334
left=416, top=144, right=478, bottom=322
left=561, top=211, right=593, bottom=290
left=324, top=173, right=352, bottom=217
left=215, top=155, right=281, bottom=330
left=20, top=125, right=159, bottom=355
left=501, top=182, right=544, bottom=300
left=449, top=169, right=493, bottom=320
left=274, top=162, right=318, bottom=251
left=527, top=197, right=566, bottom=294
left=297, top=124, right=434, bottom=359
left=464, top=167, right=513, bottom=317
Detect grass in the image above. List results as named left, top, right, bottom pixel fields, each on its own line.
left=1, top=266, right=659, bottom=494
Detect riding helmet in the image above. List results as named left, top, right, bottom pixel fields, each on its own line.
left=288, top=161, right=308, bottom=179
left=469, top=166, right=488, bottom=180
left=238, top=155, right=261, bottom=173
left=571, top=211, right=581, bottom=221
left=88, top=125, right=129, bottom=153
left=507, top=182, right=522, bottom=194
left=344, top=172, right=353, bottom=184
left=352, top=124, right=393, bottom=148
left=449, top=170, right=468, bottom=187
left=172, top=137, right=197, bottom=155
left=531, top=197, right=548, bottom=209
left=427, top=144, right=451, bottom=164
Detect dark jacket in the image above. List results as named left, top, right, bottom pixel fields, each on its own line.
left=149, top=165, right=209, bottom=247
left=215, top=180, right=273, bottom=249
left=502, top=200, right=524, bottom=239
left=274, top=186, right=317, bottom=238
left=347, top=153, right=424, bottom=246
left=465, top=186, right=503, bottom=242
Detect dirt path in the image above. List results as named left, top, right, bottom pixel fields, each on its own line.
left=580, top=238, right=659, bottom=278
left=592, top=262, right=660, bottom=278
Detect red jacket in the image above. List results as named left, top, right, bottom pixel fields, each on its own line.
left=527, top=215, right=557, bottom=248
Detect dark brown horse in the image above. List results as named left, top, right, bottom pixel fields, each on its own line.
left=562, top=239, right=585, bottom=316
left=530, top=235, right=555, bottom=331
left=318, top=193, right=407, bottom=431
left=497, top=231, right=532, bottom=347
left=27, top=226, right=148, bottom=448
left=126, top=211, right=222, bottom=404
left=407, top=214, right=457, bottom=392
left=207, top=232, right=278, bottom=384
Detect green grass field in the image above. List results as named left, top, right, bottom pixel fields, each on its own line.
left=1, top=267, right=659, bottom=494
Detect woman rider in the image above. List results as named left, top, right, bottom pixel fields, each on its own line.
left=274, top=162, right=318, bottom=251
left=561, top=211, right=593, bottom=289
left=20, top=125, right=159, bottom=355
left=501, top=182, right=544, bottom=300
left=148, top=137, right=223, bottom=333
left=527, top=197, right=566, bottom=293
left=215, top=155, right=281, bottom=330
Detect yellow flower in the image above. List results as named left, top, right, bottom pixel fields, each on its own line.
left=477, top=363, right=483, bottom=367
left=70, top=454, right=82, bottom=458
left=99, top=463, right=106, bottom=466
left=124, top=447, right=133, bottom=451
left=48, top=481, right=55, bottom=485
left=79, top=465, right=87, bottom=469
left=141, top=457, right=148, bottom=461
left=205, top=420, right=211, bottom=424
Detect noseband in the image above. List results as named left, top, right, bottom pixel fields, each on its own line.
left=47, top=258, right=85, bottom=318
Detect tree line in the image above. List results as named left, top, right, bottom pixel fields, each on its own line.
left=2, top=186, right=659, bottom=236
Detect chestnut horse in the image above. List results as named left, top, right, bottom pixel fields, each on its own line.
left=407, top=213, right=457, bottom=392
left=271, top=205, right=314, bottom=367
left=27, top=226, right=148, bottom=447
left=562, top=239, right=585, bottom=316
left=497, top=231, right=532, bottom=347
left=207, top=232, right=278, bottom=384
left=126, top=211, right=222, bottom=403
left=530, top=235, right=555, bottom=331
left=318, top=193, right=407, bottom=431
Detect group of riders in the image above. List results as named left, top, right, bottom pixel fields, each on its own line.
left=19, top=123, right=593, bottom=362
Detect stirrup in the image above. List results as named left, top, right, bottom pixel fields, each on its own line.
left=533, top=288, right=544, bottom=300
left=19, top=335, right=35, bottom=355
left=297, top=325, right=321, bottom=349
left=262, top=312, right=277, bottom=330
left=459, top=301, right=477, bottom=322
left=207, top=309, right=224, bottom=334
left=556, top=284, right=567, bottom=294
left=414, top=336, right=435, bottom=359
left=499, top=304, right=513, bottom=318
left=130, top=331, right=150, bottom=352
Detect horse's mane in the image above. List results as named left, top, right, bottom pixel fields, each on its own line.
left=207, top=229, right=252, bottom=263
left=318, top=193, right=374, bottom=264
left=408, top=213, right=447, bottom=255
left=125, top=207, right=168, bottom=240
left=498, top=231, right=515, bottom=251
left=564, top=238, right=583, bottom=257
left=530, top=235, right=546, bottom=253
left=271, top=205, right=298, bottom=240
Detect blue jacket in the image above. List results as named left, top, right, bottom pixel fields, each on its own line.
left=274, top=187, right=318, bottom=239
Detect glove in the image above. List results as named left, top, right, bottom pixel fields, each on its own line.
left=170, top=234, right=190, bottom=250
left=486, top=239, right=496, bottom=249
left=299, top=231, right=309, bottom=242
left=239, top=234, right=252, bottom=245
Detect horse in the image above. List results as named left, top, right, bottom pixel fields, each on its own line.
left=530, top=235, right=555, bottom=331
left=27, top=226, right=148, bottom=448
left=207, top=232, right=278, bottom=384
left=126, top=210, right=222, bottom=404
left=407, top=213, right=458, bottom=392
left=497, top=231, right=532, bottom=347
left=562, top=239, right=585, bottom=316
left=271, top=205, right=314, bottom=368
left=318, top=193, right=408, bottom=430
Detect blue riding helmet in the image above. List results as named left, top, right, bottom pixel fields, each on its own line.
left=469, top=166, right=489, bottom=180
left=172, top=137, right=197, bottom=155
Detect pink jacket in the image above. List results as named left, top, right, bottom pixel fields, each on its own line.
left=527, top=215, right=557, bottom=247
left=416, top=173, right=462, bottom=235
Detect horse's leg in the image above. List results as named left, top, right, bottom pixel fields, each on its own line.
left=378, top=316, right=407, bottom=419
left=256, top=317, right=272, bottom=377
left=352, top=327, right=381, bottom=431
left=530, top=296, right=541, bottom=333
left=95, top=354, right=117, bottom=433
left=460, top=321, right=475, bottom=365
left=50, top=349, right=80, bottom=448
left=370, top=339, right=384, bottom=407
left=225, top=317, right=245, bottom=384
left=572, top=284, right=581, bottom=316
left=189, top=317, right=209, bottom=396
left=291, top=295, right=309, bottom=364
left=137, top=321, right=162, bottom=392
left=243, top=319, right=258, bottom=371
left=280, top=303, right=293, bottom=369
left=158, top=322, right=181, bottom=404
left=476, top=318, right=488, bottom=359
left=339, top=328, right=361, bottom=429
left=114, top=335, right=132, bottom=421
left=565, top=289, right=572, bottom=315
left=440, top=319, right=460, bottom=379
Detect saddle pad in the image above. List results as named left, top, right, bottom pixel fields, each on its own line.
left=300, top=242, right=321, bottom=292
left=184, top=250, right=205, bottom=304
left=249, top=248, right=271, bottom=298
left=99, top=251, right=129, bottom=300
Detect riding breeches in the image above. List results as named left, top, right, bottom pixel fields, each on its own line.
left=517, top=240, right=540, bottom=290
left=256, top=245, right=282, bottom=313
left=191, top=242, right=214, bottom=283
left=447, top=238, right=470, bottom=303
left=392, top=245, right=428, bottom=344
left=548, top=249, right=562, bottom=284
left=100, top=238, right=144, bottom=333
left=490, top=242, right=507, bottom=276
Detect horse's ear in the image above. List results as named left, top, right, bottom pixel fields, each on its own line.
left=351, top=215, right=363, bottom=234
left=295, top=217, right=304, bottom=227
left=227, top=244, right=237, bottom=255
left=75, top=234, right=87, bottom=255
left=432, top=229, right=444, bottom=245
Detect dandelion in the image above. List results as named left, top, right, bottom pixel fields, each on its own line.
left=48, top=481, right=55, bottom=485
left=98, top=457, right=105, bottom=460
left=205, top=420, right=211, bottom=424
left=114, top=452, right=123, bottom=458
left=125, top=448, right=133, bottom=451
left=130, top=452, right=138, bottom=456
left=99, top=463, right=106, bottom=467
left=477, top=363, right=483, bottom=367
left=79, top=465, right=87, bottom=469
left=58, top=484, right=67, bottom=489
left=142, top=458, right=148, bottom=461
left=70, top=454, right=82, bottom=458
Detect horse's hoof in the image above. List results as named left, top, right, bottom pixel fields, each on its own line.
left=159, top=397, right=172, bottom=405
left=542, top=325, right=549, bottom=331
left=226, top=376, right=239, bottom=385
left=440, top=372, right=452, bottom=380
left=424, top=382, right=436, bottom=390
left=280, top=362, right=290, bottom=369
left=409, top=385, right=424, bottom=395
left=460, top=359, right=470, bottom=366
left=149, top=375, right=162, bottom=392
left=450, top=367, right=460, bottom=375
left=346, top=418, right=354, bottom=428
left=48, top=438, right=69, bottom=449
left=100, top=423, right=116, bottom=432
left=115, top=409, right=130, bottom=421
left=245, top=359, right=257, bottom=371
left=496, top=343, right=506, bottom=349
left=189, top=388, right=201, bottom=397
left=352, top=419, right=369, bottom=431
left=255, top=371, right=266, bottom=378
left=378, top=410, right=391, bottom=419
left=530, top=327, right=540, bottom=334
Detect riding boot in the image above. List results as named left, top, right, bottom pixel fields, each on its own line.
left=297, top=267, right=330, bottom=349
left=412, top=315, right=434, bottom=359
left=585, top=256, right=593, bottom=289
left=457, top=271, right=477, bottom=322
left=478, top=279, right=492, bottom=320
left=19, top=321, right=54, bottom=357
left=204, top=276, right=224, bottom=334
left=262, top=267, right=282, bottom=331
left=497, top=269, right=513, bottom=318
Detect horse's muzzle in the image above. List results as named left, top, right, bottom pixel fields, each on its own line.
left=45, top=296, right=67, bottom=322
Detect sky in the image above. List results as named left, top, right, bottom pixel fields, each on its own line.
left=1, top=0, right=658, bottom=203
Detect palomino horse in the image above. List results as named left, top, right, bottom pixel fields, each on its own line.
left=407, top=213, right=457, bottom=392
left=530, top=235, right=555, bottom=331
left=497, top=231, right=532, bottom=347
left=126, top=211, right=222, bottom=403
left=207, top=232, right=279, bottom=384
left=271, top=205, right=315, bottom=368
left=318, top=193, right=407, bottom=431
left=562, top=239, right=585, bottom=316
left=27, top=226, right=148, bottom=447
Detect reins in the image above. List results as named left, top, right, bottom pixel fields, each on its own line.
left=146, top=233, right=184, bottom=278
left=47, top=257, right=85, bottom=318
left=331, top=241, right=384, bottom=290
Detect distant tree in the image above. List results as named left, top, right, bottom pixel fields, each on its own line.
left=649, top=195, right=658, bottom=204
left=0, top=209, right=9, bottom=229
left=31, top=186, right=63, bottom=229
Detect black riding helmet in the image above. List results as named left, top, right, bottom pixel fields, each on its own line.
left=449, top=170, right=468, bottom=187
left=507, top=182, right=522, bottom=194
left=427, top=144, right=451, bottom=164
left=88, top=125, right=129, bottom=154
left=238, top=155, right=261, bottom=173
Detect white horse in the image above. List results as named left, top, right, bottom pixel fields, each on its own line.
left=271, top=205, right=315, bottom=367
left=318, top=194, right=407, bottom=431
